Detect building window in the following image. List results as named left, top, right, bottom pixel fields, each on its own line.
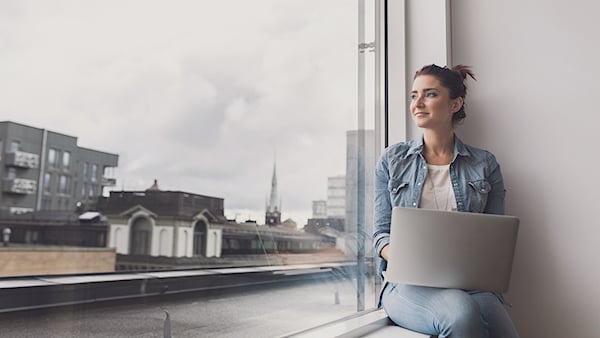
left=10, top=140, right=20, bottom=152
left=91, top=164, right=98, bottom=182
left=7, top=167, right=16, bottom=179
left=62, top=151, right=71, bottom=168
left=193, top=221, right=207, bottom=256
left=48, top=148, right=57, bottom=166
left=44, top=173, right=51, bottom=192
left=25, top=230, right=39, bottom=244
left=42, top=197, right=51, bottom=210
left=83, top=162, right=88, bottom=178
left=59, top=175, right=67, bottom=193
left=130, top=217, right=152, bottom=255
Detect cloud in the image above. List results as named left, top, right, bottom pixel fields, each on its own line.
left=0, top=0, right=357, bottom=226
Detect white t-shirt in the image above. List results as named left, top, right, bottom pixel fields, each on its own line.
left=419, top=164, right=457, bottom=211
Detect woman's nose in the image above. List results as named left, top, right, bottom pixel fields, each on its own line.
left=414, top=95, right=424, bottom=107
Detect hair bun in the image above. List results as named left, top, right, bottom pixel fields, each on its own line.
left=451, top=64, right=476, bottom=81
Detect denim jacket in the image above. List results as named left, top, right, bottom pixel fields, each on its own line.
left=373, top=134, right=506, bottom=278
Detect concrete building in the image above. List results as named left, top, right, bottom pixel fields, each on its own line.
left=0, top=121, right=118, bottom=215
left=311, top=200, right=327, bottom=218
left=98, top=182, right=332, bottom=264
left=326, top=175, right=345, bottom=218
left=98, top=186, right=225, bottom=258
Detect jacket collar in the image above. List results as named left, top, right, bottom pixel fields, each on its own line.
left=406, top=133, right=471, bottom=158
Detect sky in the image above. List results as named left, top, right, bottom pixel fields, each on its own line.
left=0, top=1, right=361, bottom=227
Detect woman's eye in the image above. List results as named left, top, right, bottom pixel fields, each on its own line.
left=410, top=94, right=417, bottom=100
left=426, top=92, right=437, bottom=97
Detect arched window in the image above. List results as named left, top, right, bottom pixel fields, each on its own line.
left=193, top=220, right=207, bottom=256
left=130, top=217, right=152, bottom=255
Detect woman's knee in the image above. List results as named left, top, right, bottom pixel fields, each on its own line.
left=434, top=289, right=488, bottom=337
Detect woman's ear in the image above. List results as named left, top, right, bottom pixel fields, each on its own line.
left=451, top=97, right=464, bottom=113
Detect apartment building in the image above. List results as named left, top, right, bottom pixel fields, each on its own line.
left=0, top=121, right=118, bottom=214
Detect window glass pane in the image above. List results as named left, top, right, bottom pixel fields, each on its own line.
left=10, top=141, right=20, bottom=152
left=44, top=173, right=51, bottom=192
left=62, top=151, right=70, bottom=168
left=7, top=167, right=16, bottom=179
left=0, top=1, right=382, bottom=336
left=48, top=148, right=56, bottom=165
left=91, top=164, right=97, bottom=182
left=59, top=175, right=67, bottom=193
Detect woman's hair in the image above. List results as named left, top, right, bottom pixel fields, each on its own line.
left=414, top=64, right=476, bottom=125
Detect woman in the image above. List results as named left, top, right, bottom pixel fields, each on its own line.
left=373, top=64, right=519, bottom=338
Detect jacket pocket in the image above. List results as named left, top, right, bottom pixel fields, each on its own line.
left=388, top=180, right=409, bottom=206
left=389, top=181, right=408, bottom=194
left=467, top=179, right=491, bottom=212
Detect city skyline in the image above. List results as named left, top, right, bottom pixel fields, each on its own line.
left=0, top=1, right=362, bottom=227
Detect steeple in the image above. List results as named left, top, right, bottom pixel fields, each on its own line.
left=268, top=163, right=279, bottom=213
left=265, top=161, right=281, bottom=226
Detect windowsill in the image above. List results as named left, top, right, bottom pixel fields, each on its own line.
left=280, top=308, right=431, bottom=338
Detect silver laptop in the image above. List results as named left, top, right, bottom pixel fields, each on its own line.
left=385, top=207, right=519, bottom=292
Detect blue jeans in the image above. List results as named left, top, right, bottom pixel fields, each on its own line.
left=381, top=283, right=519, bottom=338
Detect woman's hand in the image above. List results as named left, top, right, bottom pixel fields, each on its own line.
left=380, top=244, right=390, bottom=261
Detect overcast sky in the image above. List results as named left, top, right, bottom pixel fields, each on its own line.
left=0, top=1, right=361, bottom=226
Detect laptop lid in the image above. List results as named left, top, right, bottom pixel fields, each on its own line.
left=385, top=207, right=519, bottom=293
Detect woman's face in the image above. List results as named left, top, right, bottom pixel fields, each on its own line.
left=409, top=75, right=462, bottom=130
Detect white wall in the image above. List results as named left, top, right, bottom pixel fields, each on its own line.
left=176, top=228, right=191, bottom=257
left=388, top=1, right=600, bottom=337
left=450, top=2, right=600, bottom=337
left=155, top=227, right=173, bottom=257
left=109, top=224, right=129, bottom=254
left=205, top=229, right=222, bottom=258
left=387, top=0, right=451, bottom=144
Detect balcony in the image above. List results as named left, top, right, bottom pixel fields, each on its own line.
left=2, top=178, right=37, bottom=195
left=8, top=207, right=34, bottom=215
left=4, top=151, right=40, bottom=169
left=101, top=177, right=117, bottom=187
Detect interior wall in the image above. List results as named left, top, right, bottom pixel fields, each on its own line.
left=450, top=1, right=600, bottom=337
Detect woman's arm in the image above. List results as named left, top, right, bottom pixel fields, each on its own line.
left=373, top=151, right=392, bottom=260
left=484, top=152, right=506, bottom=215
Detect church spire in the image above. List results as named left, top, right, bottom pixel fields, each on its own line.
left=268, top=162, right=278, bottom=212
left=265, top=161, right=281, bottom=226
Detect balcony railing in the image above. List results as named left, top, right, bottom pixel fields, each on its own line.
left=4, top=151, right=40, bottom=169
left=2, top=178, right=37, bottom=195
left=8, top=207, right=34, bottom=215
left=101, top=177, right=117, bottom=187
